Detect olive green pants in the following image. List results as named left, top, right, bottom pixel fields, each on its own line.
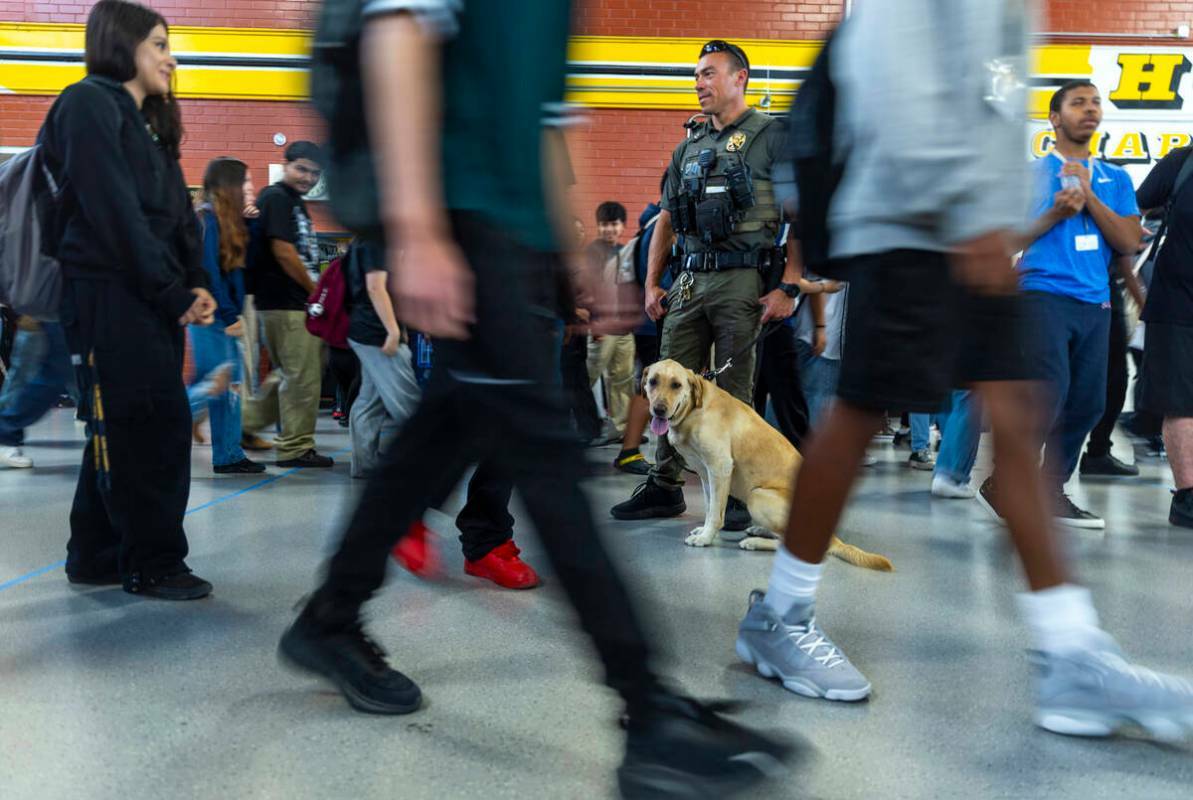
left=651, top=268, right=763, bottom=488
left=242, top=310, right=324, bottom=460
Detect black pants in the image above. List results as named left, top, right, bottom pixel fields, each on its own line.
left=328, top=345, right=361, bottom=415
left=453, top=461, right=515, bottom=561
left=0, top=304, right=16, bottom=394
left=561, top=332, right=601, bottom=440
left=1087, top=299, right=1129, bottom=458
left=752, top=323, right=810, bottom=449
left=61, top=278, right=192, bottom=579
left=312, top=215, right=656, bottom=704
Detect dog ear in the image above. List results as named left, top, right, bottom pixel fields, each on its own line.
left=688, top=372, right=705, bottom=408
left=639, top=364, right=653, bottom=396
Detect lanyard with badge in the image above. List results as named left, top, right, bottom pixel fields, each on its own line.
left=1051, top=150, right=1100, bottom=253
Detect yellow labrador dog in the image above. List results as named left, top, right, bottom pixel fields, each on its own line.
left=644, top=359, right=892, bottom=572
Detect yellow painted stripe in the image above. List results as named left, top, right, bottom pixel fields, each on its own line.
left=0, top=22, right=1092, bottom=114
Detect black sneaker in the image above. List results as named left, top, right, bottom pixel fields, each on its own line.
left=279, top=613, right=422, bottom=715
left=612, top=481, right=686, bottom=520
left=66, top=568, right=121, bottom=586
left=908, top=449, right=936, bottom=471
left=893, top=430, right=911, bottom=448
left=1079, top=452, right=1139, bottom=477
left=1053, top=491, right=1105, bottom=530
left=976, top=476, right=1004, bottom=521
left=618, top=692, right=798, bottom=799
left=123, top=569, right=213, bottom=600
left=722, top=497, right=752, bottom=532
left=1170, top=489, right=1193, bottom=529
left=1146, top=436, right=1167, bottom=459
left=214, top=458, right=267, bottom=475
left=278, top=449, right=335, bottom=468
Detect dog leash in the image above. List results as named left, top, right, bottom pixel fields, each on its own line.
left=701, top=293, right=807, bottom=381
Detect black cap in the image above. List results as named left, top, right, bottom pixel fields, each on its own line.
left=284, top=140, right=325, bottom=167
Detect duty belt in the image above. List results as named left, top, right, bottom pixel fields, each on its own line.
left=681, top=250, right=774, bottom=273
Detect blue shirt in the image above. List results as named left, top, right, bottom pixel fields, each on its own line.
left=1019, top=153, right=1139, bottom=305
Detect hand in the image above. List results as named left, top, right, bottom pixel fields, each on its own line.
left=951, top=230, right=1018, bottom=296
left=1060, top=161, right=1093, bottom=197
left=179, top=288, right=217, bottom=327
left=243, top=204, right=260, bottom=219
left=388, top=231, right=475, bottom=340
left=574, top=307, right=591, bottom=324
left=382, top=330, right=401, bottom=357
left=758, top=288, right=796, bottom=324
left=1051, top=187, right=1086, bottom=219
left=645, top=285, right=668, bottom=321
left=820, top=279, right=844, bottom=294
left=224, top=320, right=245, bottom=337
left=812, top=327, right=828, bottom=357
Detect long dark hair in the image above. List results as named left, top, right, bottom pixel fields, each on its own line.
left=85, top=0, right=183, bottom=159
left=203, top=158, right=249, bottom=272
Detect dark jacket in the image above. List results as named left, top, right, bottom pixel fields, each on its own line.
left=38, top=75, right=206, bottom=322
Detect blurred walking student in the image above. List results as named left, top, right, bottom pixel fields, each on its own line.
left=39, top=0, right=215, bottom=599
left=187, top=157, right=265, bottom=474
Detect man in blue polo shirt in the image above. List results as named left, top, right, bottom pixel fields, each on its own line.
left=980, top=80, right=1141, bottom=529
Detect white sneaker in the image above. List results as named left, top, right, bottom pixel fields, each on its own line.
left=1, top=447, right=33, bottom=468
left=931, top=474, right=975, bottom=499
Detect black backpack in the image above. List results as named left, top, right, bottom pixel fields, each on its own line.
left=788, top=26, right=845, bottom=278
left=0, top=145, right=65, bottom=320
left=309, top=1, right=381, bottom=240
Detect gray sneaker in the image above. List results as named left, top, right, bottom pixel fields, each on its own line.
left=1032, top=633, right=1193, bottom=741
left=735, top=590, right=871, bottom=702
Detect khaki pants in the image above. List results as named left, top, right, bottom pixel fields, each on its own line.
left=242, top=309, right=324, bottom=460
left=651, top=268, right=763, bottom=487
left=586, top=333, right=636, bottom=434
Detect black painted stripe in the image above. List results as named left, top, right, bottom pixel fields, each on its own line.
left=568, top=63, right=810, bottom=81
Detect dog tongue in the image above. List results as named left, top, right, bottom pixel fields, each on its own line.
left=650, top=416, right=670, bottom=436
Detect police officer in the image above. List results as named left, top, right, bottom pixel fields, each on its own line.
left=612, top=39, right=803, bottom=525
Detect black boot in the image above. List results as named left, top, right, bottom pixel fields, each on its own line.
left=1170, top=488, right=1193, bottom=529
left=611, top=480, right=686, bottom=520
left=279, top=600, right=422, bottom=715
left=1079, top=451, right=1139, bottom=477
left=722, top=497, right=753, bottom=532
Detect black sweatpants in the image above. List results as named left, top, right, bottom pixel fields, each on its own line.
left=312, top=214, right=656, bottom=704
left=753, top=323, right=810, bottom=449
left=328, top=345, right=361, bottom=415
left=561, top=332, right=601, bottom=440
left=1087, top=292, right=1128, bottom=458
left=61, top=278, right=192, bottom=580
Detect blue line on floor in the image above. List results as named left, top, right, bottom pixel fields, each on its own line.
left=0, top=447, right=351, bottom=594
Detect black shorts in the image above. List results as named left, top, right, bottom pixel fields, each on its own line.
left=836, top=249, right=1034, bottom=414
left=1139, top=322, right=1193, bottom=418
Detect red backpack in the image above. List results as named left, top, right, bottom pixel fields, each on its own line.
left=305, top=254, right=351, bottom=349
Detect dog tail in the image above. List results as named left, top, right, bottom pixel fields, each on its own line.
left=828, top=537, right=894, bottom=572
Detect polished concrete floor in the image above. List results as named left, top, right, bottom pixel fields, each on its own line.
left=2, top=409, right=1192, bottom=799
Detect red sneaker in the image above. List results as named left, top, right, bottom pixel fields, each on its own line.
left=391, top=521, right=441, bottom=579
left=464, top=540, right=541, bottom=590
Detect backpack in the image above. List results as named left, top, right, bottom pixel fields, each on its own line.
left=788, top=26, right=845, bottom=278
left=305, top=254, right=351, bottom=349
left=0, top=145, right=65, bottom=321
left=309, top=1, right=381, bottom=239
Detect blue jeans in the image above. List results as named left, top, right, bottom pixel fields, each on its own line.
left=910, top=413, right=934, bottom=451
left=0, top=322, right=73, bottom=447
left=1026, top=292, right=1110, bottom=485
left=187, top=324, right=247, bottom=467
left=933, top=390, right=981, bottom=484
left=795, top=338, right=841, bottom=428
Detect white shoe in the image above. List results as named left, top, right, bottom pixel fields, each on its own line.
left=931, top=474, right=975, bottom=499
left=1, top=447, right=33, bottom=468
left=861, top=454, right=877, bottom=468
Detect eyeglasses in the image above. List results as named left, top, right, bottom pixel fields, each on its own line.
left=701, top=40, right=750, bottom=71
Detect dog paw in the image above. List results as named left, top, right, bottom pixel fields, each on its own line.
left=685, top=528, right=717, bottom=547
left=740, top=536, right=779, bottom=552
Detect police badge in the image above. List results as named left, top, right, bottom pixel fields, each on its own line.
left=726, top=131, right=747, bottom=152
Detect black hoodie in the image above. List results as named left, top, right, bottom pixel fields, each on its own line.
left=38, top=75, right=205, bottom=322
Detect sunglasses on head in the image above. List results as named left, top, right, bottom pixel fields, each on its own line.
left=701, top=40, right=749, bottom=71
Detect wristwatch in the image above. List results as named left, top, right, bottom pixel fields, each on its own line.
left=777, top=282, right=800, bottom=299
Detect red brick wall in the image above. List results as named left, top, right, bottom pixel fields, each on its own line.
left=0, top=0, right=320, bottom=28
left=572, top=0, right=844, bottom=39
left=1044, top=1, right=1193, bottom=37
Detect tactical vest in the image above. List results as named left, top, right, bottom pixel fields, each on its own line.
left=672, top=110, right=781, bottom=248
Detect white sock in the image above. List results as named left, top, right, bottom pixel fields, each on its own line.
left=1017, top=584, right=1103, bottom=655
left=764, top=546, right=823, bottom=618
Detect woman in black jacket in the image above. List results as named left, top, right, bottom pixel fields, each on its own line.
left=39, top=0, right=216, bottom=600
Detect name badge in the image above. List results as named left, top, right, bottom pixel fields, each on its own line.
left=1074, top=234, right=1100, bottom=252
